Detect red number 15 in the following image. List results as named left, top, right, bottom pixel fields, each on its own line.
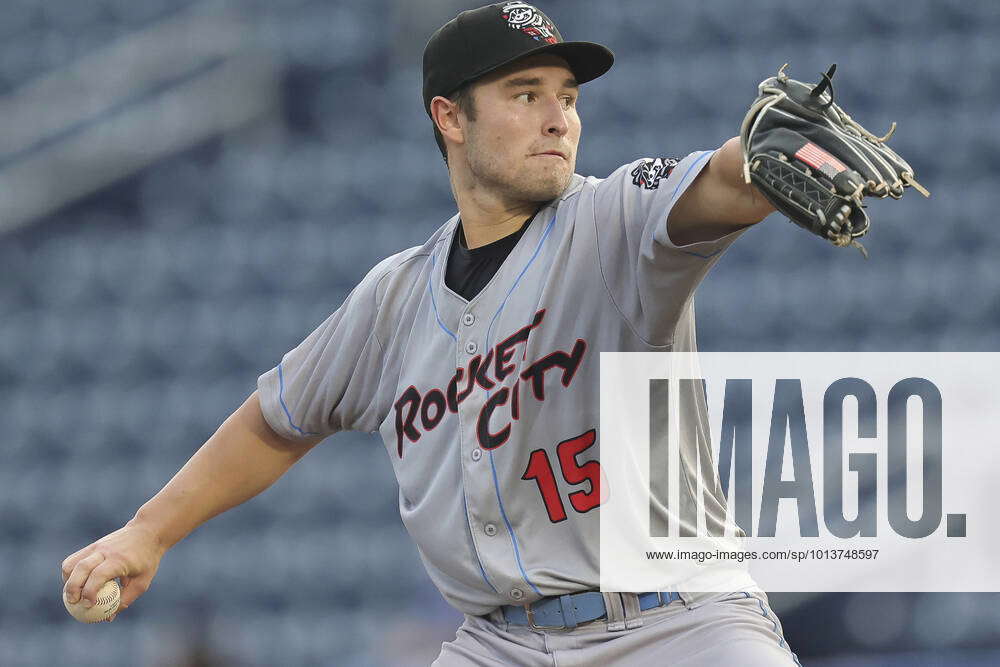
left=521, top=429, right=607, bottom=523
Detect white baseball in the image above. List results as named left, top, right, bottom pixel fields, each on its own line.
left=63, top=579, right=120, bottom=623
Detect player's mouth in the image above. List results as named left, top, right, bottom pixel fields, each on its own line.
left=532, top=151, right=567, bottom=160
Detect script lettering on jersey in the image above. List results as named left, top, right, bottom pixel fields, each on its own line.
left=393, top=309, right=588, bottom=457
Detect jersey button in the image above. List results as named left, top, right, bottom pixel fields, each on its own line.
left=484, top=523, right=497, bottom=537
left=462, top=313, right=476, bottom=326
left=471, top=448, right=482, bottom=461
left=465, top=341, right=478, bottom=355
left=509, top=588, right=524, bottom=601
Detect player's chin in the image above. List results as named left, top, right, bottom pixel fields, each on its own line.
left=527, top=163, right=572, bottom=190
left=517, top=175, right=569, bottom=202
left=546, top=169, right=574, bottom=196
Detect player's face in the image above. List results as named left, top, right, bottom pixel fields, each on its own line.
left=462, top=54, right=581, bottom=203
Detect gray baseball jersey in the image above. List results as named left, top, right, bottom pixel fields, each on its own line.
left=257, top=149, right=755, bottom=616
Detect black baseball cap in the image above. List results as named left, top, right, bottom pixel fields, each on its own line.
left=422, top=2, right=614, bottom=117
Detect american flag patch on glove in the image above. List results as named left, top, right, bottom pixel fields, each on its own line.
left=794, top=142, right=847, bottom=179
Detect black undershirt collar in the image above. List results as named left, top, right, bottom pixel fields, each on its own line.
left=444, top=205, right=544, bottom=301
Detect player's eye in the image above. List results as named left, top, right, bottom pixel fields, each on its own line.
left=516, top=92, right=536, bottom=103
left=561, top=95, right=577, bottom=109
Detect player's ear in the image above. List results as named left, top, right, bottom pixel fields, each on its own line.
left=431, top=96, right=466, bottom=147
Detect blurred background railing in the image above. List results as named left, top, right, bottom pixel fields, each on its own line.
left=1, top=1, right=998, bottom=665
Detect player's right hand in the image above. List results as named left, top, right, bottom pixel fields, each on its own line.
left=61, top=519, right=166, bottom=621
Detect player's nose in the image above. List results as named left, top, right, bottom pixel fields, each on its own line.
left=541, top=97, right=570, bottom=137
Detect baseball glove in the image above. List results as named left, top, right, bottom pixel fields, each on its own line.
left=739, top=63, right=929, bottom=257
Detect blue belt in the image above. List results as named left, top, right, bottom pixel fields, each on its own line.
left=502, top=591, right=682, bottom=630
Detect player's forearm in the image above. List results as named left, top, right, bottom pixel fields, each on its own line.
left=714, top=136, right=775, bottom=222
left=129, top=392, right=321, bottom=552
left=667, top=137, right=775, bottom=245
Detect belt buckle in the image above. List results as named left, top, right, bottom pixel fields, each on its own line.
left=524, top=602, right=566, bottom=630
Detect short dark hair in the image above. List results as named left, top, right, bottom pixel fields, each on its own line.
left=432, top=82, right=478, bottom=167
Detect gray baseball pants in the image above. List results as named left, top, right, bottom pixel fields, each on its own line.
left=432, top=591, right=802, bottom=666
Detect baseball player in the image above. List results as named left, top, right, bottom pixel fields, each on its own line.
left=62, top=2, right=924, bottom=665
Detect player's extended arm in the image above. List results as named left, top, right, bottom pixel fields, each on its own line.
left=666, top=136, right=775, bottom=246
left=61, top=391, right=322, bottom=617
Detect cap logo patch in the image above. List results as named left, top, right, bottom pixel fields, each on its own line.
left=501, top=2, right=558, bottom=44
